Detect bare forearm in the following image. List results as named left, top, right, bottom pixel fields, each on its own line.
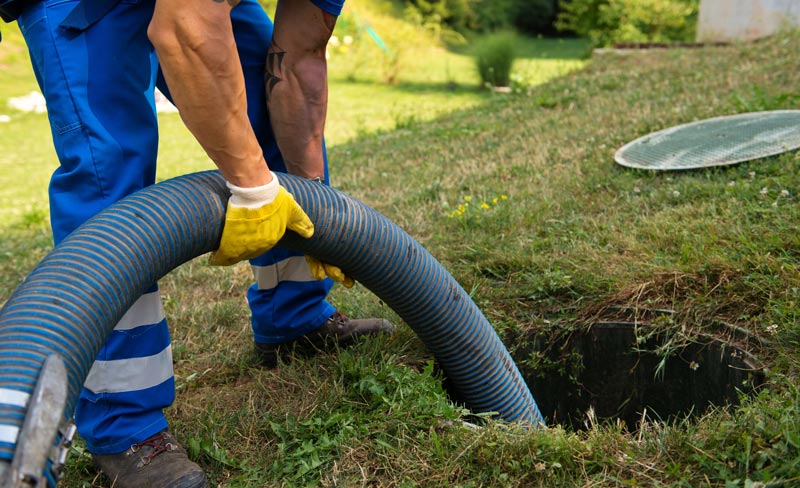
left=266, top=42, right=328, bottom=178
left=149, top=0, right=271, bottom=187
left=267, top=0, right=336, bottom=179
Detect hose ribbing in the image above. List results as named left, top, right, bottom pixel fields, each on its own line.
left=0, top=171, right=543, bottom=464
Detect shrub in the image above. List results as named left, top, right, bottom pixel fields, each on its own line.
left=468, top=0, right=515, bottom=32
left=472, top=31, right=517, bottom=88
left=404, top=0, right=477, bottom=34
left=444, top=0, right=477, bottom=32
left=403, top=2, right=468, bottom=46
left=556, top=0, right=699, bottom=47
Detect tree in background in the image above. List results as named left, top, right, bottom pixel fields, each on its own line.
left=556, top=0, right=699, bottom=46
left=403, top=0, right=562, bottom=36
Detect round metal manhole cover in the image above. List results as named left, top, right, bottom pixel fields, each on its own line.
left=615, top=110, right=800, bottom=170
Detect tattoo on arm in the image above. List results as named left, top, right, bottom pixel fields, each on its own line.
left=265, top=42, right=286, bottom=102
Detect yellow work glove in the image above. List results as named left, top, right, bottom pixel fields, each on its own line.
left=305, top=256, right=355, bottom=288
left=210, top=173, right=314, bottom=266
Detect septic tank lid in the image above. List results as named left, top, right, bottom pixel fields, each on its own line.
left=614, top=110, right=800, bottom=170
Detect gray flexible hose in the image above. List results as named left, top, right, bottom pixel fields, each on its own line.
left=0, top=171, right=543, bottom=473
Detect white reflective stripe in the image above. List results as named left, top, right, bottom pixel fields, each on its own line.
left=252, top=255, right=315, bottom=290
left=114, top=291, right=165, bottom=331
left=83, top=346, right=173, bottom=394
left=0, top=425, right=18, bottom=444
left=0, top=388, right=29, bottom=408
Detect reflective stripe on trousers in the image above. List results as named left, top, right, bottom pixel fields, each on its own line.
left=17, top=0, right=334, bottom=453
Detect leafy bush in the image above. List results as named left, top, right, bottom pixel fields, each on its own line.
left=472, top=31, right=517, bottom=88
left=468, top=0, right=515, bottom=32
left=404, top=0, right=477, bottom=34
left=556, top=0, right=699, bottom=47
left=403, top=2, right=468, bottom=46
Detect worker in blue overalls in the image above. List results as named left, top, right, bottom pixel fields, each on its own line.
left=5, top=0, right=393, bottom=486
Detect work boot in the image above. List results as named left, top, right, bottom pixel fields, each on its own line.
left=255, top=311, right=394, bottom=368
left=92, top=431, right=208, bottom=488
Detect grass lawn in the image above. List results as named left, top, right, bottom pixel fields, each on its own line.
left=2, top=6, right=800, bottom=488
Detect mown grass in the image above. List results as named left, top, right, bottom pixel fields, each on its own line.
left=2, top=7, right=800, bottom=488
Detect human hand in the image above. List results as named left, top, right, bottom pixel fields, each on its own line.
left=210, top=173, right=314, bottom=266
left=306, top=256, right=355, bottom=288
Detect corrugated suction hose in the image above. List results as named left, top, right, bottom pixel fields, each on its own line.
left=0, top=171, right=543, bottom=467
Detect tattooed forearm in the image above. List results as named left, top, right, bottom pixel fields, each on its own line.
left=265, top=42, right=286, bottom=102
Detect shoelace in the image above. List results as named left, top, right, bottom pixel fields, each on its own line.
left=131, top=432, right=177, bottom=465
left=326, top=311, right=349, bottom=331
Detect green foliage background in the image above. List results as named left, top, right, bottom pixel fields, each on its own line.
left=4, top=1, right=800, bottom=487
left=556, top=0, right=699, bottom=46
left=400, top=0, right=700, bottom=45
left=403, top=0, right=560, bottom=35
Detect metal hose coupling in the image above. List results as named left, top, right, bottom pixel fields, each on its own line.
left=0, top=354, right=76, bottom=487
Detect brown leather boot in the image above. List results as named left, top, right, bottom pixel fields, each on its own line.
left=92, top=431, right=208, bottom=488
left=254, top=311, right=394, bottom=368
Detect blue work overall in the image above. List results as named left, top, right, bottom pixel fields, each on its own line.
left=16, top=0, right=340, bottom=454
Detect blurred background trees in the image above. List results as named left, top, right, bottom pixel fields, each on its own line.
left=252, top=0, right=701, bottom=90
left=400, top=0, right=699, bottom=44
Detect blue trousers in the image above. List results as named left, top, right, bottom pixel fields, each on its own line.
left=18, top=0, right=334, bottom=454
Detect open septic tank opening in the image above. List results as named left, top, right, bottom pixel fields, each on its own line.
left=499, top=318, right=766, bottom=429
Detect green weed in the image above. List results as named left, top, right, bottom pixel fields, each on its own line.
left=729, top=84, right=800, bottom=112
left=471, top=30, right=518, bottom=88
